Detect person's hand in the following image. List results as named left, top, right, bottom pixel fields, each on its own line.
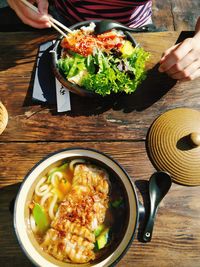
left=159, top=19, right=200, bottom=82
left=7, top=0, right=51, bottom=29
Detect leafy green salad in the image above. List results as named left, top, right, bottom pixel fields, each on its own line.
left=58, top=26, right=150, bottom=96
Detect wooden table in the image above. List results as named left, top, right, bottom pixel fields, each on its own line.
left=1, top=30, right=200, bottom=267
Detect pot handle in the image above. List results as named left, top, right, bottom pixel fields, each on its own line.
left=141, top=172, right=172, bottom=242
left=138, top=201, right=145, bottom=221
left=142, top=213, right=155, bottom=242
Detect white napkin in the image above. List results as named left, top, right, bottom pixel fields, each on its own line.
left=55, top=79, right=71, bottom=112
left=32, top=41, right=71, bottom=112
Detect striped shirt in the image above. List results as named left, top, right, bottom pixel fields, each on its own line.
left=53, top=0, right=152, bottom=28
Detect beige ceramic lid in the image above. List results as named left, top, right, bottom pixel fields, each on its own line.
left=0, top=102, right=8, bottom=135
left=147, top=108, right=200, bottom=186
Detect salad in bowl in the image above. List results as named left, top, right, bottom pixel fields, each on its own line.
left=52, top=21, right=150, bottom=97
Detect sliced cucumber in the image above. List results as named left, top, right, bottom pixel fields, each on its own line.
left=94, top=224, right=105, bottom=237
left=95, top=228, right=110, bottom=250
left=32, top=203, right=49, bottom=233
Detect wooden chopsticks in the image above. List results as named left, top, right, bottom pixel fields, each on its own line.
left=20, top=0, right=72, bottom=36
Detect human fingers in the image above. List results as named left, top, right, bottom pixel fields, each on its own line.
left=17, top=8, right=51, bottom=29
left=166, top=48, right=200, bottom=75
left=36, top=0, right=49, bottom=15
left=8, top=0, right=51, bottom=28
left=195, top=17, right=200, bottom=33
left=168, top=59, right=200, bottom=80
left=22, top=13, right=51, bottom=28
left=158, top=38, right=193, bottom=72
left=21, top=0, right=51, bottom=28
left=159, top=43, right=180, bottom=64
left=180, top=68, right=200, bottom=82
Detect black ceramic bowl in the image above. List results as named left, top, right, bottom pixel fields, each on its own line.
left=14, top=147, right=139, bottom=267
left=51, top=20, right=137, bottom=97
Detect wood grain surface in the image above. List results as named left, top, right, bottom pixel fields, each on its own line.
left=0, top=31, right=199, bottom=142
left=0, top=31, right=200, bottom=267
left=152, top=0, right=200, bottom=31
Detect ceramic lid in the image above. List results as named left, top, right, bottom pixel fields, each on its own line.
left=147, top=108, right=200, bottom=186
left=0, top=102, right=8, bottom=135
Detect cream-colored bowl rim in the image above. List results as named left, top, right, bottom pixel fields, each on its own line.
left=14, top=148, right=139, bottom=267
left=0, top=101, right=8, bottom=135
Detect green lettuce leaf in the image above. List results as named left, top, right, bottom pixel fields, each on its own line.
left=58, top=47, right=150, bottom=96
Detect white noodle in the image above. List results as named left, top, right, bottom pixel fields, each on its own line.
left=47, top=167, right=58, bottom=176
left=39, top=184, right=49, bottom=191
left=35, top=176, right=52, bottom=197
left=35, top=176, right=46, bottom=193
left=36, top=185, right=51, bottom=197
left=69, top=159, right=85, bottom=171
left=40, top=192, right=53, bottom=207
left=51, top=171, right=63, bottom=187
left=49, top=194, right=58, bottom=220
left=30, top=214, right=37, bottom=233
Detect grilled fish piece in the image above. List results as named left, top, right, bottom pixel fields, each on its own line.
left=41, top=228, right=95, bottom=263
left=73, top=164, right=109, bottom=194
left=42, top=163, right=110, bottom=263
left=51, top=219, right=95, bottom=243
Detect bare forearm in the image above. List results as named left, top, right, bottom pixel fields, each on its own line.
left=194, top=17, right=200, bottom=44
left=195, top=16, right=200, bottom=33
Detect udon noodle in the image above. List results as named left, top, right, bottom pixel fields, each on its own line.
left=29, top=159, right=125, bottom=264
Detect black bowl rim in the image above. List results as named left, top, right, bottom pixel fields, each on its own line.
left=14, top=146, right=140, bottom=267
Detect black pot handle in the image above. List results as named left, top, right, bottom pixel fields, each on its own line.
left=138, top=201, right=145, bottom=221
left=139, top=200, right=155, bottom=242
left=142, top=212, right=155, bottom=242
left=141, top=172, right=172, bottom=242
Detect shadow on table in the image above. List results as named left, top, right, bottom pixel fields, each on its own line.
left=0, top=31, right=53, bottom=73
left=0, top=183, right=34, bottom=267
left=23, top=59, right=176, bottom=116
left=175, top=31, right=195, bottom=44
left=23, top=44, right=57, bottom=110
left=23, top=31, right=196, bottom=116
left=67, top=64, right=176, bottom=116
left=0, top=43, right=37, bottom=72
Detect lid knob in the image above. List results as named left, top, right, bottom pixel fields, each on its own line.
left=190, top=132, right=200, bottom=147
